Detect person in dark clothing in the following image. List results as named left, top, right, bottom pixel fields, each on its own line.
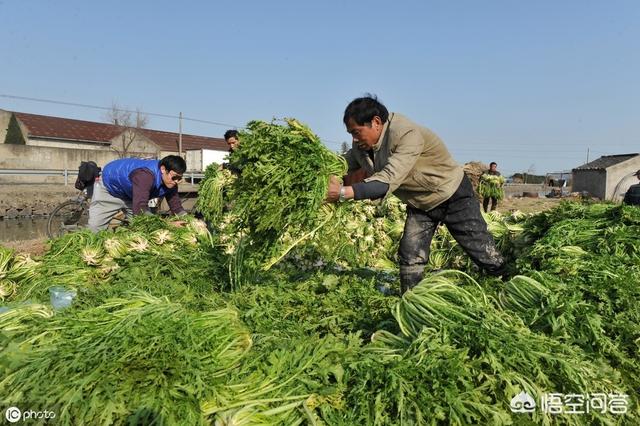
left=224, top=129, right=239, bottom=152
left=222, top=129, right=242, bottom=174
left=325, top=96, right=506, bottom=293
left=623, top=170, right=640, bottom=206
left=482, top=162, right=502, bottom=212
left=88, top=155, right=187, bottom=232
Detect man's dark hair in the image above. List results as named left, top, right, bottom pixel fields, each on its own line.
left=490, top=162, right=498, bottom=167
left=343, top=94, right=389, bottom=126
left=160, top=155, right=187, bottom=174
left=224, top=129, right=239, bottom=141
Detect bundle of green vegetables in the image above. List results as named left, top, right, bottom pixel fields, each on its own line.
left=0, top=246, right=39, bottom=301
left=478, top=173, right=506, bottom=200
left=195, top=165, right=236, bottom=224
left=278, top=197, right=405, bottom=271
left=4, top=215, right=223, bottom=309
left=501, top=203, right=640, bottom=391
left=0, top=292, right=251, bottom=425
left=357, top=270, right=632, bottom=425
left=218, top=118, right=347, bottom=270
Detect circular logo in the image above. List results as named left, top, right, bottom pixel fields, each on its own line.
left=5, top=406, right=21, bottom=423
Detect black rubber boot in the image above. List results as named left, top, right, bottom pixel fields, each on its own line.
left=400, top=270, right=424, bottom=294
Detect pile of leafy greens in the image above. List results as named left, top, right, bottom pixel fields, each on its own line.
left=1, top=118, right=639, bottom=425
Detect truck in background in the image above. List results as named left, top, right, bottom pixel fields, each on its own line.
left=185, top=148, right=228, bottom=173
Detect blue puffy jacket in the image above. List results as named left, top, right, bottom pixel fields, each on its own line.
left=102, top=158, right=169, bottom=200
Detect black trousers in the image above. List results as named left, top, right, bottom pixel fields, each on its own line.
left=483, top=196, right=498, bottom=212
left=398, top=175, right=505, bottom=292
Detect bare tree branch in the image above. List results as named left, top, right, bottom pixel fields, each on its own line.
left=104, top=103, right=149, bottom=158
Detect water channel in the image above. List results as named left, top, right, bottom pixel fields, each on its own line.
left=0, top=217, right=50, bottom=242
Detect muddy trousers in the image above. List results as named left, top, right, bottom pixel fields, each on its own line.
left=398, top=175, right=505, bottom=293
left=483, top=196, right=498, bottom=212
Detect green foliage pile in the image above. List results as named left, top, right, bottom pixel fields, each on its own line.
left=478, top=173, right=506, bottom=200
left=1, top=114, right=639, bottom=425
left=195, top=164, right=234, bottom=224
left=222, top=119, right=347, bottom=269
left=0, top=293, right=251, bottom=425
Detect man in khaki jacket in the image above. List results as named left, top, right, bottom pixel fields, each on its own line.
left=326, top=96, right=506, bottom=292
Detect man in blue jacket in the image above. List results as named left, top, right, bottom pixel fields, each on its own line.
left=88, top=155, right=188, bottom=232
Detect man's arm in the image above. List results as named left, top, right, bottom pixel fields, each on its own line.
left=352, top=180, right=389, bottom=200
left=130, top=169, right=155, bottom=215
left=165, top=189, right=187, bottom=216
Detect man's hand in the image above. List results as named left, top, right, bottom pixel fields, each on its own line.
left=325, top=175, right=342, bottom=203
left=170, top=220, right=187, bottom=228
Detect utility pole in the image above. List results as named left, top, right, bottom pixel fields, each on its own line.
left=586, top=148, right=590, bottom=164
left=178, top=112, right=183, bottom=156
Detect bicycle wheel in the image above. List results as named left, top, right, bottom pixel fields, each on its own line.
left=47, top=200, right=89, bottom=238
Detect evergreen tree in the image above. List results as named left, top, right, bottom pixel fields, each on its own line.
left=4, top=113, right=26, bottom=144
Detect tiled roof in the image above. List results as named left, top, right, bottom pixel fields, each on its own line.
left=12, top=111, right=227, bottom=151
left=139, top=128, right=228, bottom=152
left=573, top=154, right=640, bottom=171
left=15, top=112, right=119, bottom=143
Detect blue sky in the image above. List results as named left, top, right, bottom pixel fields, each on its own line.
left=1, top=0, right=638, bottom=176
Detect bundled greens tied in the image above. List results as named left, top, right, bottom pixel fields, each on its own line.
left=195, top=165, right=236, bottom=224
left=214, top=118, right=347, bottom=269
left=478, top=173, right=506, bottom=200
left=0, top=292, right=252, bottom=426
left=3, top=215, right=219, bottom=307
left=0, top=246, right=39, bottom=301
left=368, top=270, right=633, bottom=425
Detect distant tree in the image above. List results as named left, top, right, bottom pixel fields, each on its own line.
left=512, top=172, right=546, bottom=184
left=4, top=113, right=26, bottom=145
left=105, top=103, right=149, bottom=158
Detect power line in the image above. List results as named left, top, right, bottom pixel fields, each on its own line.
left=0, top=93, right=243, bottom=129
left=1, top=93, right=346, bottom=147
left=452, top=148, right=585, bottom=154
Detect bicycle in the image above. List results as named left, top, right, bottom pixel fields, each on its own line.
left=46, top=186, right=127, bottom=239
left=46, top=186, right=186, bottom=239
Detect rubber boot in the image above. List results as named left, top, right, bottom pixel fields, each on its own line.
left=400, top=267, right=425, bottom=294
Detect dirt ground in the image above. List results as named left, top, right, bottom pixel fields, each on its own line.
left=2, top=238, right=49, bottom=257
left=492, top=196, right=564, bottom=214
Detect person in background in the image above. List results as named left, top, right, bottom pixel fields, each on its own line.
left=482, top=162, right=502, bottom=212
left=222, top=129, right=241, bottom=174
left=325, top=95, right=506, bottom=293
left=88, top=155, right=187, bottom=232
left=623, top=169, right=640, bottom=206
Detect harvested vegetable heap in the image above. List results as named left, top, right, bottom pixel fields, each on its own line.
left=1, top=118, right=639, bottom=425
left=223, top=118, right=347, bottom=268
left=478, top=173, right=506, bottom=200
